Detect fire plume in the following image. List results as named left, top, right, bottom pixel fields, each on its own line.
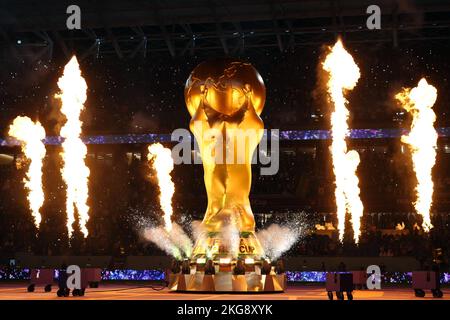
left=323, top=39, right=364, bottom=243
left=56, top=56, right=90, bottom=238
left=396, top=78, right=438, bottom=232
left=148, top=143, right=175, bottom=232
left=8, top=116, right=46, bottom=228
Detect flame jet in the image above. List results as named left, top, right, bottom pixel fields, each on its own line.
left=396, top=78, right=438, bottom=232
left=148, top=143, right=175, bottom=231
left=322, top=40, right=364, bottom=243
left=56, top=56, right=90, bottom=238
left=8, top=116, right=46, bottom=228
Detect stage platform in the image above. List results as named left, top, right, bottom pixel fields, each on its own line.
left=0, top=283, right=448, bottom=300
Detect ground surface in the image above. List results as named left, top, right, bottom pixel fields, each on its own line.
left=0, top=282, right=448, bottom=300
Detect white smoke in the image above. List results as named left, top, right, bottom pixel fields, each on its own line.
left=141, top=222, right=193, bottom=259
left=143, top=227, right=182, bottom=259
left=221, top=222, right=240, bottom=258
left=256, top=223, right=303, bottom=260
left=169, top=223, right=194, bottom=257
left=139, top=212, right=306, bottom=261
left=191, top=220, right=206, bottom=242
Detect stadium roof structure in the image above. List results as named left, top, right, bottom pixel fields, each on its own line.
left=1, top=0, right=450, bottom=60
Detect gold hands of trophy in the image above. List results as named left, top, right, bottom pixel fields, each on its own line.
left=185, top=59, right=266, bottom=260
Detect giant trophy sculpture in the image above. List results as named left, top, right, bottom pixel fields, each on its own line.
left=185, top=59, right=266, bottom=261
left=169, top=59, right=285, bottom=292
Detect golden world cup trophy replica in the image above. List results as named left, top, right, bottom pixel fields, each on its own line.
left=170, top=59, right=285, bottom=292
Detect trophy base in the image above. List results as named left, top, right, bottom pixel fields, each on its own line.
left=168, top=271, right=286, bottom=293
left=168, top=231, right=285, bottom=292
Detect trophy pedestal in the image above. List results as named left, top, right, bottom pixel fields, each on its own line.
left=168, top=271, right=285, bottom=293
left=168, top=231, right=285, bottom=293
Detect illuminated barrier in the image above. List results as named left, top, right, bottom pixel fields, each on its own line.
left=28, top=269, right=54, bottom=292
left=352, top=271, right=368, bottom=289
left=326, top=272, right=354, bottom=300
left=412, top=271, right=443, bottom=298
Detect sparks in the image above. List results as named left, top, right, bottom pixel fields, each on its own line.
left=8, top=116, right=46, bottom=228
left=148, top=143, right=175, bottom=232
left=396, top=78, right=438, bottom=232
left=323, top=39, right=364, bottom=243
left=56, top=56, right=90, bottom=238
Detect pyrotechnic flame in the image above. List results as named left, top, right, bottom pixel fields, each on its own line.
left=396, top=78, right=438, bottom=232
left=8, top=116, right=46, bottom=228
left=56, top=56, right=90, bottom=238
left=323, top=39, right=364, bottom=243
left=148, top=143, right=175, bottom=231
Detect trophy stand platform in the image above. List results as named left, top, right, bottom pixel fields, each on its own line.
left=168, top=232, right=286, bottom=293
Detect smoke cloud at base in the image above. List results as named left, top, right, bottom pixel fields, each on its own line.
left=256, top=224, right=302, bottom=261
left=141, top=221, right=193, bottom=260
left=138, top=215, right=305, bottom=261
